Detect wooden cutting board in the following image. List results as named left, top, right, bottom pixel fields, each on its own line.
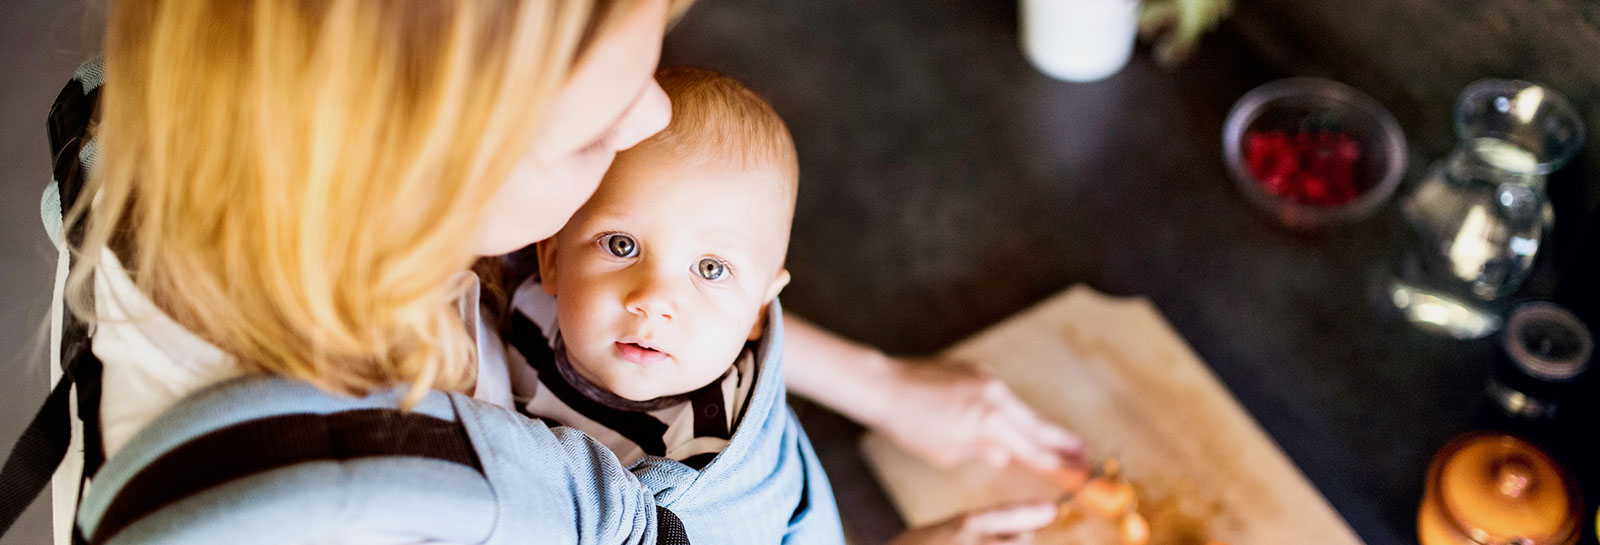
left=859, top=286, right=1366, bottom=545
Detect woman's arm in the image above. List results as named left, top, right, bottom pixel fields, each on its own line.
left=782, top=312, right=1084, bottom=473
left=887, top=501, right=1060, bottom=545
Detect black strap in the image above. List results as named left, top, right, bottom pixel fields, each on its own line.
left=656, top=506, right=691, bottom=545
left=0, top=373, right=76, bottom=533
left=52, top=80, right=106, bottom=480
left=89, top=408, right=692, bottom=545
left=0, top=71, right=104, bottom=540
left=91, top=409, right=481, bottom=544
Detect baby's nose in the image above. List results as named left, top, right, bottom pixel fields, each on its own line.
left=624, top=278, right=677, bottom=320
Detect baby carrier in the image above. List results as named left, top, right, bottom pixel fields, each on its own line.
left=0, top=58, right=691, bottom=545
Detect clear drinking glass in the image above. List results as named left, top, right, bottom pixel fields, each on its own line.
left=1392, top=80, right=1585, bottom=339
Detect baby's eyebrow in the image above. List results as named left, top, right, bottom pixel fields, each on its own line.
left=694, top=231, right=761, bottom=261
left=584, top=210, right=641, bottom=226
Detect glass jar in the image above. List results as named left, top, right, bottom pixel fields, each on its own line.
left=1392, top=80, right=1585, bottom=339
left=1487, top=302, right=1593, bottom=419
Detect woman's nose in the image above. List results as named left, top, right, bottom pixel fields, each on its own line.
left=610, top=81, right=671, bottom=152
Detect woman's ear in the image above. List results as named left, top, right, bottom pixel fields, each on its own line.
left=748, top=269, right=792, bottom=341
left=536, top=237, right=560, bottom=296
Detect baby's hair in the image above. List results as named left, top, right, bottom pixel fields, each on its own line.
left=647, top=67, right=798, bottom=187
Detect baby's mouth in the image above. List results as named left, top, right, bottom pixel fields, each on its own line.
left=615, top=340, right=669, bottom=365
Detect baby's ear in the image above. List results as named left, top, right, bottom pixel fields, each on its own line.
left=535, top=237, right=560, bottom=296
left=764, top=269, right=791, bottom=302
left=747, top=269, right=792, bottom=342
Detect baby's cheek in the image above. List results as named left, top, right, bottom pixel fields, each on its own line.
left=557, top=287, right=610, bottom=336
left=685, top=352, right=731, bottom=382
left=694, top=326, right=749, bottom=374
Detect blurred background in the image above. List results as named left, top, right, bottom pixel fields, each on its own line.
left=4, top=1, right=1598, bottom=544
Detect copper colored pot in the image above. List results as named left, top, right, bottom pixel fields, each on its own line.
left=1418, top=433, right=1581, bottom=545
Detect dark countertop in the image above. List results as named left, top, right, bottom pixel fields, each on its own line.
left=663, top=1, right=1600, bottom=544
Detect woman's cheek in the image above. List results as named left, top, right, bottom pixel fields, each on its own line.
left=472, top=182, right=557, bottom=255
left=526, top=150, right=614, bottom=227
left=566, top=149, right=617, bottom=195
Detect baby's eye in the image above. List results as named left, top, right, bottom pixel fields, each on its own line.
left=695, top=258, right=728, bottom=281
left=601, top=234, right=638, bottom=258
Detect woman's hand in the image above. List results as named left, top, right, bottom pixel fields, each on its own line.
left=874, top=356, right=1085, bottom=473
left=782, top=313, right=1085, bottom=474
left=887, top=501, right=1059, bottom=545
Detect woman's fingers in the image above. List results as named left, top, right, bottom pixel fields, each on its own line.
left=976, top=379, right=1087, bottom=474
left=979, top=409, right=1067, bottom=472
left=981, top=534, right=1034, bottom=545
left=875, top=355, right=1090, bottom=476
left=888, top=501, right=1057, bottom=545
left=977, top=443, right=1013, bottom=468
left=959, top=501, right=1059, bottom=537
left=987, top=381, right=1084, bottom=454
left=975, top=394, right=1085, bottom=473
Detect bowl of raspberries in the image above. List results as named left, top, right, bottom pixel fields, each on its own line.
left=1223, top=77, right=1407, bottom=229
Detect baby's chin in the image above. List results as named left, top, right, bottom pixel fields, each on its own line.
left=577, top=362, right=691, bottom=402
left=600, top=379, right=688, bottom=403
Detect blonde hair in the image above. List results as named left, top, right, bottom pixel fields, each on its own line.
left=73, top=0, right=689, bottom=400
left=648, top=66, right=798, bottom=181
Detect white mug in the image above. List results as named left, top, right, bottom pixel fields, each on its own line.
left=1019, top=0, right=1140, bottom=82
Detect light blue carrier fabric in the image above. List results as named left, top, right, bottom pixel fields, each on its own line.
left=67, top=305, right=849, bottom=545
left=623, top=301, right=844, bottom=545
left=75, top=377, right=665, bottom=545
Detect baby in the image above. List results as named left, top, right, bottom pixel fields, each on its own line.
left=502, top=67, right=842, bottom=544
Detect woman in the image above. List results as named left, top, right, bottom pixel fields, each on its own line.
left=54, top=0, right=1078, bottom=542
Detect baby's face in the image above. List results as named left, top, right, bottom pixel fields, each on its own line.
left=538, top=144, right=792, bottom=401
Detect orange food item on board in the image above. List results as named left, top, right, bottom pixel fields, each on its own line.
left=1057, top=458, right=1171, bottom=544
left=1119, top=512, right=1150, bottom=545
left=1079, top=478, right=1136, bottom=518
left=1102, top=458, right=1122, bottom=479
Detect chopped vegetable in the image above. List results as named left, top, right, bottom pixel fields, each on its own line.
left=1078, top=478, right=1136, bottom=518
left=1120, top=512, right=1151, bottom=545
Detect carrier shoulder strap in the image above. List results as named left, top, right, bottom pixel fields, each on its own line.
left=80, top=391, right=688, bottom=545
left=0, top=57, right=106, bottom=540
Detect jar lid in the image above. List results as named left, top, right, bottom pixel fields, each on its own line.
left=1430, top=433, right=1580, bottom=545
left=1503, top=302, right=1592, bottom=382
